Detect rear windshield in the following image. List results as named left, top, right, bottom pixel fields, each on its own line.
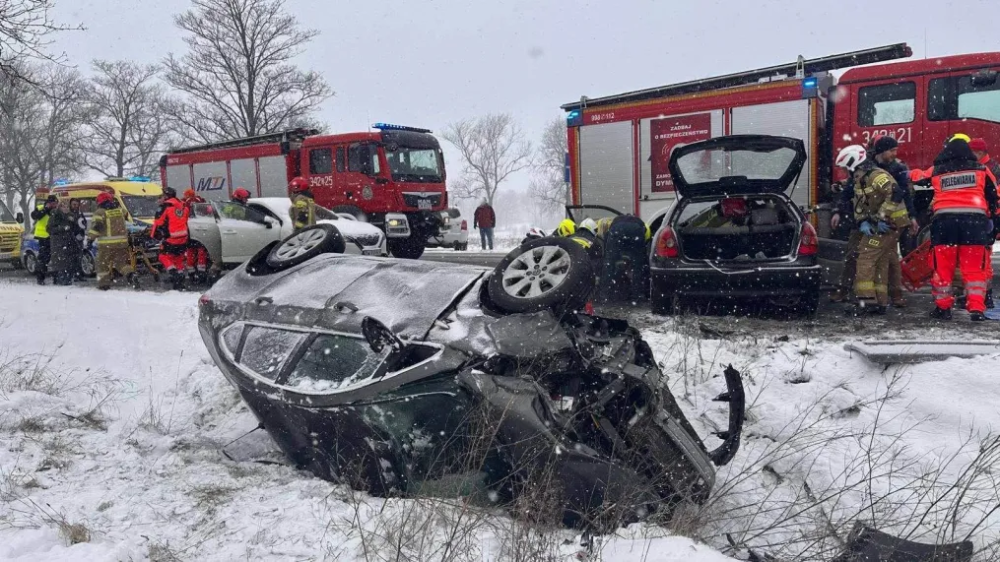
left=675, top=146, right=800, bottom=185
left=122, top=195, right=162, bottom=219
left=0, top=200, right=15, bottom=222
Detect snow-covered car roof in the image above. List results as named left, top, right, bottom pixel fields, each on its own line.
left=249, top=197, right=383, bottom=240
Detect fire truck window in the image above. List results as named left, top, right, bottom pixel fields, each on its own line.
left=309, top=148, right=332, bottom=175
left=927, top=78, right=954, bottom=122
left=348, top=143, right=362, bottom=172
left=336, top=147, right=345, bottom=172
left=858, top=82, right=916, bottom=127
left=957, top=73, right=1000, bottom=124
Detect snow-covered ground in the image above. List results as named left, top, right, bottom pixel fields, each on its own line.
left=0, top=281, right=998, bottom=560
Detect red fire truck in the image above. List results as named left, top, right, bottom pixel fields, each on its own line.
left=561, top=43, right=1000, bottom=236
left=159, top=124, right=448, bottom=258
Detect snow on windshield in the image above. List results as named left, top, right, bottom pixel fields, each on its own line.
left=284, top=334, right=390, bottom=392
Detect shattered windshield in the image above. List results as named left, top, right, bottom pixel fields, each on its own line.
left=285, top=334, right=390, bottom=392
left=386, top=146, right=444, bottom=183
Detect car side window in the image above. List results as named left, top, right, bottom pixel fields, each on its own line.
left=284, top=334, right=388, bottom=391
left=237, top=326, right=306, bottom=381
left=219, top=202, right=265, bottom=223
left=309, top=148, right=333, bottom=175
left=857, top=82, right=916, bottom=126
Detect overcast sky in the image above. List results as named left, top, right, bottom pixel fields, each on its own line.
left=50, top=0, right=1000, bottom=195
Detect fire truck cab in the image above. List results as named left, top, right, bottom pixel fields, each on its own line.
left=561, top=44, right=1000, bottom=237
left=160, top=124, right=448, bottom=259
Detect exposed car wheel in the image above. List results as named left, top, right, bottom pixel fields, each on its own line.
left=266, top=224, right=346, bottom=270
left=487, top=236, right=593, bottom=314
left=331, top=205, right=367, bottom=222
left=388, top=237, right=425, bottom=260
left=22, top=251, right=37, bottom=275
left=80, top=252, right=96, bottom=278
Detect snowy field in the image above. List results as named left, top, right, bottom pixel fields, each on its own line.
left=1, top=282, right=998, bottom=561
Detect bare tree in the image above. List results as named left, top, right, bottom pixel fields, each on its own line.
left=163, top=0, right=333, bottom=144
left=0, top=1, right=82, bottom=80
left=0, top=63, right=88, bottom=224
left=83, top=60, right=175, bottom=178
left=443, top=113, right=533, bottom=206
left=528, top=117, right=568, bottom=212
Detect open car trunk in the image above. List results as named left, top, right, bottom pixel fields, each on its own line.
left=676, top=196, right=799, bottom=261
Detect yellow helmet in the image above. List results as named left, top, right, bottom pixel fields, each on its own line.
left=950, top=133, right=971, bottom=144
left=556, top=219, right=576, bottom=237
left=645, top=224, right=652, bottom=241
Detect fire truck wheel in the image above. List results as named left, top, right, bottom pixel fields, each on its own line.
left=388, top=238, right=425, bottom=260
left=486, top=237, right=593, bottom=314
left=266, top=224, right=347, bottom=270
left=331, top=205, right=367, bottom=222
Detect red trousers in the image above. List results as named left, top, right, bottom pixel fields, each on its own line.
left=185, top=246, right=208, bottom=272
left=931, top=245, right=989, bottom=313
left=158, top=241, right=187, bottom=272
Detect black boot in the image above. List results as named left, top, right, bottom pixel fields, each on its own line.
left=986, top=289, right=994, bottom=310
left=929, top=307, right=953, bottom=321
left=170, top=270, right=185, bottom=291
left=970, top=311, right=987, bottom=322
left=128, top=273, right=141, bottom=291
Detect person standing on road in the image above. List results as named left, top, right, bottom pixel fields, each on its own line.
left=88, top=192, right=137, bottom=291
left=182, top=188, right=209, bottom=283
left=970, top=138, right=1000, bottom=309
left=153, top=187, right=191, bottom=291
left=927, top=137, right=999, bottom=321
left=29, top=194, right=58, bottom=285
left=69, top=199, right=87, bottom=281
left=473, top=200, right=496, bottom=251
left=46, top=199, right=77, bottom=286
left=871, top=135, right=915, bottom=307
left=288, top=177, right=316, bottom=232
left=836, top=144, right=903, bottom=316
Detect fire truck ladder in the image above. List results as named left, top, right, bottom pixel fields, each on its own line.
left=561, top=43, right=913, bottom=111
left=167, top=128, right=319, bottom=154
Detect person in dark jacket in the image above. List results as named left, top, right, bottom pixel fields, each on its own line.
left=68, top=199, right=87, bottom=281
left=30, top=194, right=58, bottom=285
left=46, top=199, right=77, bottom=286
left=596, top=214, right=650, bottom=305
left=473, top=200, right=496, bottom=250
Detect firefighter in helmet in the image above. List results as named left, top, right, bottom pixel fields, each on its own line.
left=835, top=144, right=906, bottom=315
left=221, top=187, right=251, bottom=220
left=87, top=191, right=137, bottom=290
left=182, top=188, right=209, bottom=283
left=153, top=186, right=191, bottom=291
left=288, top=177, right=315, bottom=231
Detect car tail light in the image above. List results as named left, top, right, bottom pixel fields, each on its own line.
left=460, top=220, right=468, bottom=231
left=654, top=227, right=679, bottom=258
left=799, top=222, right=818, bottom=256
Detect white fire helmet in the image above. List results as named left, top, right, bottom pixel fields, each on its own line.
left=579, top=218, right=598, bottom=234
left=835, top=145, right=868, bottom=172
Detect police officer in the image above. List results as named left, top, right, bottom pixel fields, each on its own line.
left=836, top=145, right=903, bottom=315
left=598, top=214, right=650, bottom=305
left=29, top=193, right=58, bottom=285
left=927, top=137, right=999, bottom=321
left=288, top=177, right=315, bottom=231
left=87, top=192, right=137, bottom=290
left=153, top=187, right=191, bottom=291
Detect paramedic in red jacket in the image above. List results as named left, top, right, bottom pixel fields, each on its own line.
left=927, top=138, right=999, bottom=321
left=153, top=187, right=191, bottom=291
left=182, top=188, right=209, bottom=282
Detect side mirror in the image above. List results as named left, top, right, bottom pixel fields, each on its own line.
left=15, top=212, right=24, bottom=223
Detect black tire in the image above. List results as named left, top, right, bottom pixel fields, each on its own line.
left=22, top=251, right=37, bottom=275
left=331, top=205, right=367, bottom=222
left=265, top=224, right=346, bottom=270
left=80, top=252, right=96, bottom=278
left=388, top=237, right=425, bottom=259
left=486, top=236, right=594, bottom=314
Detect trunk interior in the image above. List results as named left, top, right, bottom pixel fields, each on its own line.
left=675, top=196, right=799, bottom=261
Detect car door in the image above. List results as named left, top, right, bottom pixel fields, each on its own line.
left=218, top=202, right=280, bottom=263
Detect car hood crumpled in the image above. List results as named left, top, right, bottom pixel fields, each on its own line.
left=210, top=255, right=488, bottom=341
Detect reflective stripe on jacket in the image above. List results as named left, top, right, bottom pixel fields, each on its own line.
left=154, top=198, right=190, bottom=243
left=290, top=194, right=315, bottom=229
left=852, top=167, right=899, bottom=223
left=931, top=169, right=990, bottom=215
left=32, top=204, right=50, bottom=238
left=87, top=206, right=128, bottom=245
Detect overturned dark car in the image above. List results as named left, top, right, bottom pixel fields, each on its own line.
left=197, top=226, right=745, bottom=529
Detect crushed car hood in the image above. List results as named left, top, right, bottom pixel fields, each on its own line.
left=206, top=255, right=487, bottom=340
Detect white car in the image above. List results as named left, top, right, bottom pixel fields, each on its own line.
left=426, top=208, right=469, bottom=250
left=188, top=197, right=387, bottom=269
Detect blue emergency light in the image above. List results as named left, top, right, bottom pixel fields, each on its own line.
left=52, top=178, right=70, bottom=186
left=371, top=123, right=432, bottom=134
left=128, top=175, right=151, bottom=182
left=566, top=110, right=582, bottom=127
left=801, top=76, right=819, bottom=99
